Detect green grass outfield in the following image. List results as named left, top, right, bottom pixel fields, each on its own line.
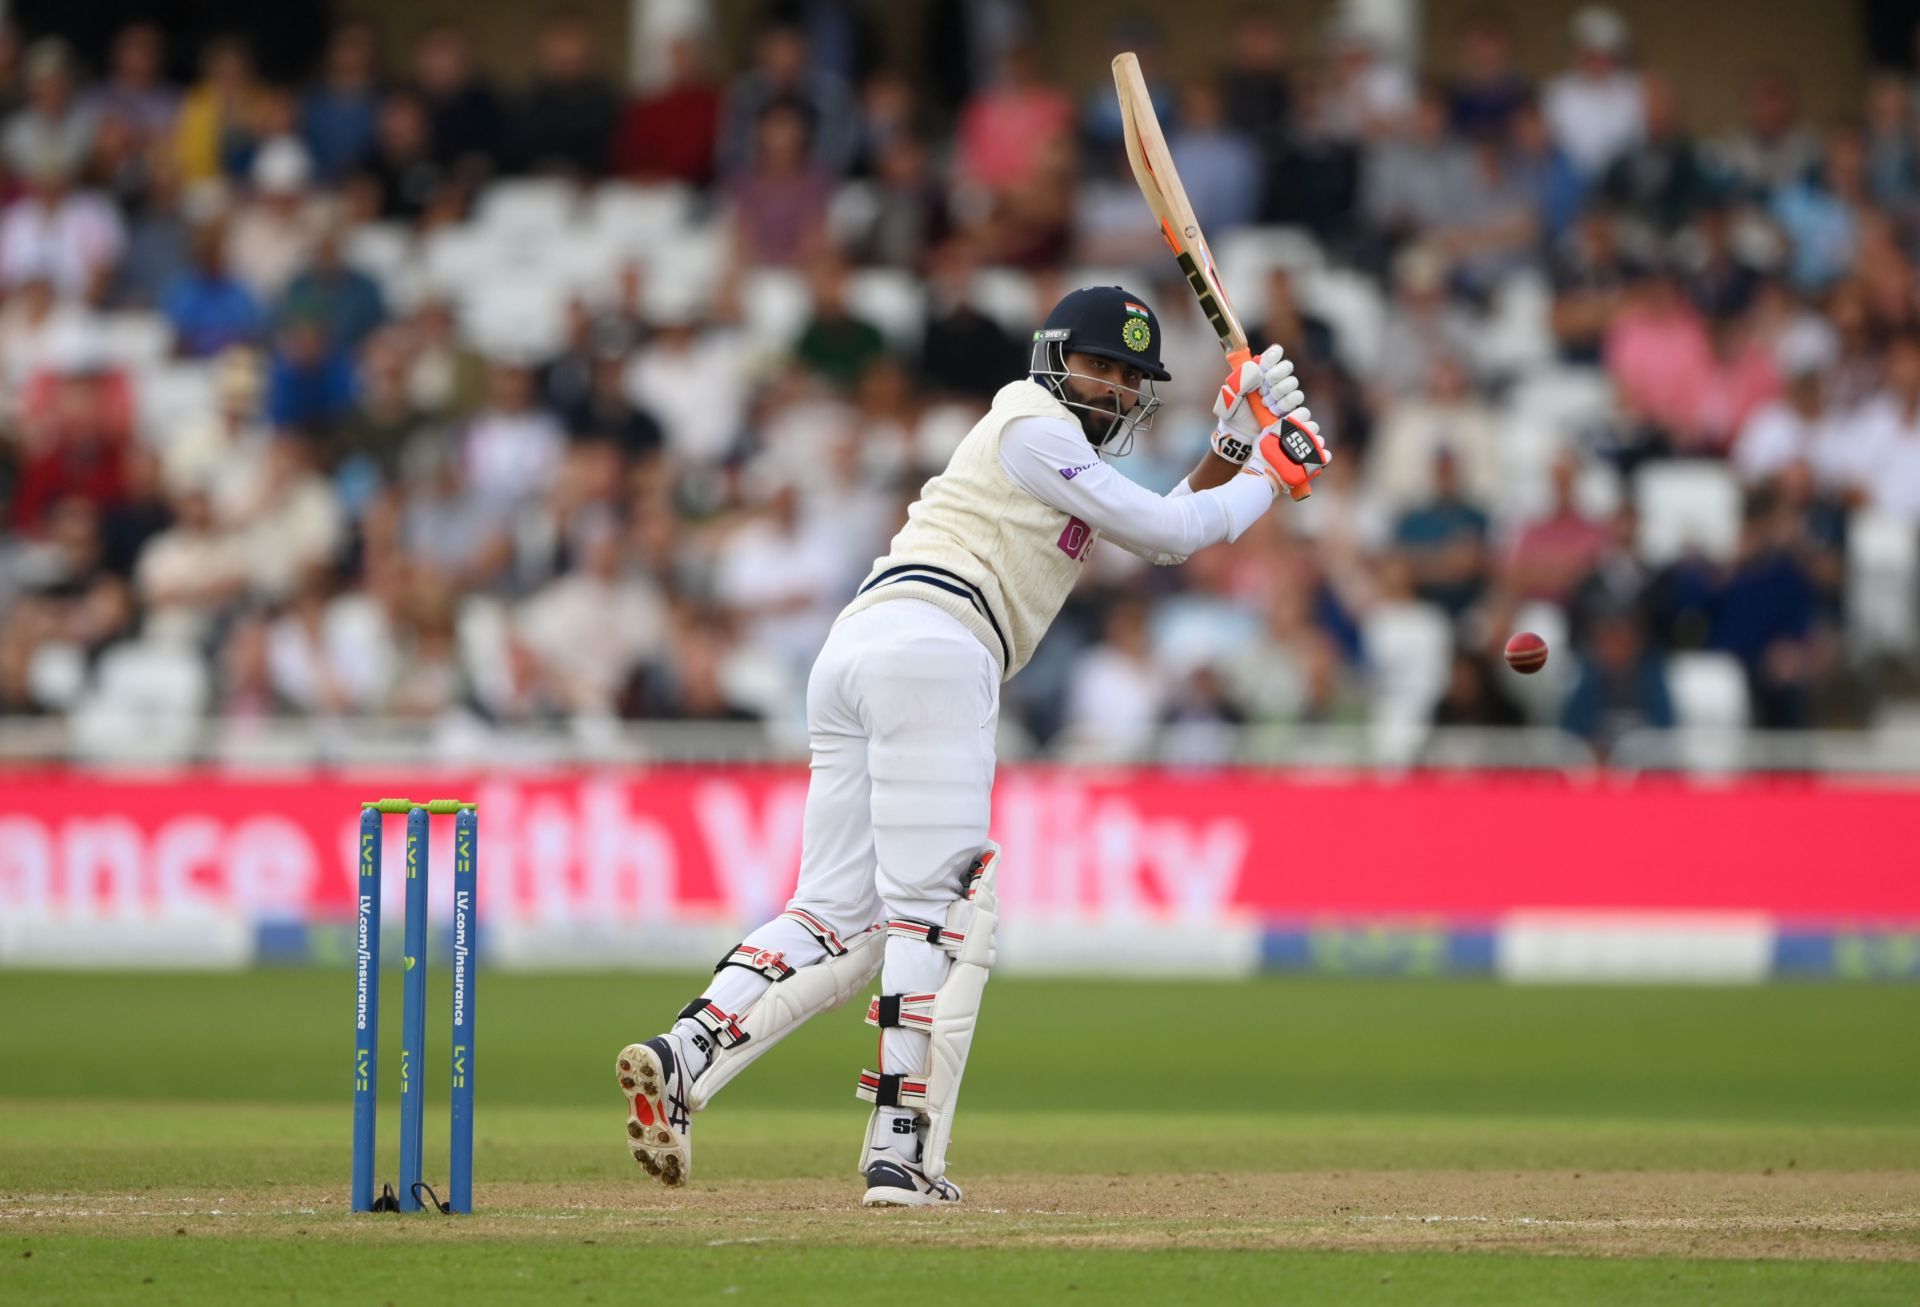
left=3, top=972, right=1918, bottom=1304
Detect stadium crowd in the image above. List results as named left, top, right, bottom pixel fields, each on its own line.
left=2, top=5, right=1919, bottom=764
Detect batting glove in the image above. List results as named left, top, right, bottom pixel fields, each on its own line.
left=1211, top=344, right=1304, bottom=465
left=1241, top=406, right=1332, bottom=501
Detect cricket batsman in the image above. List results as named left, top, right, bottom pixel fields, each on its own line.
left=618, top=285, right=1330, bottom=1206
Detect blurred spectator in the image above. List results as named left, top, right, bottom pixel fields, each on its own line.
left=717, top=25, right=856, bottom=179
left=384, top=576, right=467, bottom=718
left=1321, top=22, right=1414, bottom=143
left=1714, top=70, right=1821, bottom=201
left=1559, top=610, right=1672, bottom=755
left=1167, top=81, right=1261, bottom=232
left=1392, top=449, right=1491, bottom=616
left=1548, top=206, right=1638, bottom=363
left=795, top=256, right=885, bottom=390
left=356, top=91, right=447, bottom=223
left=1505, top=450, right=1613, bottom=604
left=612, top=34, right=720, bottom=185
left=1847, top=328, right=1920, bottom=523
left=1061, top=596, right=1164, bottom=758
left=1598, top=74, right=1713, bottom=233
left=303, top=23, right=382, bottom=184
left=1707, top=490, right=1822, bottom=728
left=920, top=244, right=1023, bottom=402
left=1863, top=72, right=1918, bottom=213
left=226, top=138, right=322, bottom=300
left=173, top=38, right=260, bottom=186
left=1372, top=245, right=1482, bottom=396
left=9, top=340, right=130, bottom=532
left=279, top=223, right=385, bottom=350
left=0, top=270, right=86, bottom=389
left=0, top=496, right=134, bottom=711
left=1221, top=9, right=1292, bottom=209
left=844, top=133, right=950, bottom=268
left=518, top=521, right=666, bottom=716
left=411, top=25, right=504, bottom=184
left=726, top=99, right=831, bottom=267
left=404, top=300, right=488, bottom=418
left=164, top=348, right=270, bottom=501
left=1541, top=6, right=1643, bottom=180
left=266, top=315, right=356, bottom=436
left=85, top=24, right=177, bottom=154
left=1731, top=318, right=1845, bottom=487
left=162, top=218, right=264, bottom=358
left=1772, top=125, right=1868, bottom=293
left=852, top=68, right=933, bottom=179
left=110, top=159, right=191, bottom=308
left=1265, top=72, right=1361, bottom=239
left=511, top=14, right=618, bottom=176
left=136, top=485, right=246, bottom=647
left=1674, top=197, right=1761, bottom=320
left=1604, top=266, right=1712, bottom=457
left=956, top=44, right=1074, bottom=197
left=460, top=359, right=566, bottom=522
left=630, top=605, right=762, bottom=721
left=1508, top=96, right=1587, bottom=244
left=1366, top=355, right=1502, bottom=514
left=711, top=479, right=844, bottom=674
left=263, top=569, right=361, bottom=715
left=1431, top=647, right=1525, bottom=726
left=1361, top=82, right=1473, bottom=249
left=3, top=38, right=97, bottom=180
left=336, top=332, right=421, bottom=482
left=0, top=156, right=126, bottom=302
left=625, top=299, right=749, bottom=468
left=558, top=347, right=665, bottom=460
left=1447, top=10, right=1529, bottom=140
left=401, top=440, right=506, bottom=586
left=222, top=437, right=343, bottom=602
left=1435, top=115, right=1544, bottom=296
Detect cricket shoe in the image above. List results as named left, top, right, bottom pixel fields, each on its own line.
left=616, top=1036, right=694, bottom=1186
left=860, top=1158, right=963, bottom=1208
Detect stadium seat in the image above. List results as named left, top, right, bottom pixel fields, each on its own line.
left=1361, top=599, right=1452, bottom=764
left=1506, top=599, right=1573, bottom=723
left=422, top=226, right=495, bottom=298
left=1295, top=268, right=1386, bottom=378
left=739, top=269, right=812, bottom=353
left=587, top=182, right=696, bottom=253
left=1664, top=650, right=1751, bottom=772
left=1846, top=509, right=1920, bottom=657
left=845, top=268, right=925, bottom=351
left=68, top=640, right=210, bottom=762
left=641, top=228, right=726, bottom=315
left=134, top=362, right=216, bottom=448
left=457, top=275, right=568, bottom=360
left=969, top=267, right=1039, bottom=336
left=1635, top=461, right=1743, bottom=565
left=96, top=312, right=173, bottom=370
left=476, top=178, right=582, bottom=239
left=1478, top=269, right=1554, bottom=377
left=1214, top=225, right=1327, bottom=325
left=342, top=222, right=419, bottom=307
left=826, top=181, right=881, bottom=250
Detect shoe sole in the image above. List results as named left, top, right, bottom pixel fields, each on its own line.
left=616, top=1043, right=690, bottom=1187
left=861, top=1178, right=962, bottom=1208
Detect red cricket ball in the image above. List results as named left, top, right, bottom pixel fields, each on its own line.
left=1504, top=631, right=1549, bottom=675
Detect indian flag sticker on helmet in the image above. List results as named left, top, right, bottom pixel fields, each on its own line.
left=1123, top=301, right=1149, bottom=315
left=1122, top=316, right=1151, bottom=353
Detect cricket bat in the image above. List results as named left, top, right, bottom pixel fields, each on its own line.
left=1112, top=51, right=1312, bottom=499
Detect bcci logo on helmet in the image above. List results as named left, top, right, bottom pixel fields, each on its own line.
left=1122, top=316, right=1151, bottom=353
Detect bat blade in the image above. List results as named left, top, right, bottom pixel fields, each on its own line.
left=1111, top=51, right=1249, bottom=356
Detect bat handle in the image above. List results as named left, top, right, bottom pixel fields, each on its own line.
left=1226, top=346, right=1313, bottom=501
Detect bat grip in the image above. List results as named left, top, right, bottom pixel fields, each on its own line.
left=1226, top=347, right=1313, bottom=501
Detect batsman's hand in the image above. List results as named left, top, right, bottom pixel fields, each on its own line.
left=1211, top=344, right=1304, bottom=465
left=1241, top=406, right=1332, bottom=501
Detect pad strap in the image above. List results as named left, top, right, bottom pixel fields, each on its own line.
left=855, top=1069, right=929, bottom=1110
left=677, top=998, right=749, bottom=1049
left=886, top=918, right=965, bottom=951
left=780, top=908, right=848, bottom=957
left=865, top=992, right=936, bottom=1030
left=715, top=944, right=795, bottom=981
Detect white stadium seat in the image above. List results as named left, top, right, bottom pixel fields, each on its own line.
left=134, top=362, right=216, bottom=448
left=476, top=178, right=581, bottom=238
left=587, top=182, right=696, bottom=254
left=96, top=312, right=173, bottom=369
left=1665, top=650, right=1751, bottom=771
left=1846, top=509, right=1920, bottom=657
left=739, top=269, right=812, bottom=352
left=69, top=640, right=211, bottom=762
left=1213, top=225, right=1326, bottom=326
left=845, top=268, right=925, bottom=351
left=1362, top=599, right=1453, bottom=764
left=1295, top=268, right=1386, bottom=378
left=1635, top=461, right=1744, bottom=565
left=969, top=267, right=1038, bottom=336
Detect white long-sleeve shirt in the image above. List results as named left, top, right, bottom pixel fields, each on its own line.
left=997, top=413, right=1271, bottom=561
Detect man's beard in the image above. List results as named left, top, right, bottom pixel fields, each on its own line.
left=1065, top=385, right=1126, bottom=446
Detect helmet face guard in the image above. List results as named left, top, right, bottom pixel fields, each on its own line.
left=1029, top=336, right=1162, bottom=457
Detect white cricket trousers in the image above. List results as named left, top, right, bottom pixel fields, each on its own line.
left=697, top=598, right=999, bottom=1118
